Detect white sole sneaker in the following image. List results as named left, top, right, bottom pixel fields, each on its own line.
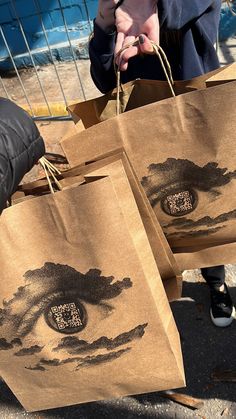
left=210, top=305, right=236, bottom=327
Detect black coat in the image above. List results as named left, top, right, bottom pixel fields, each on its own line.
left=0, top=97, right=45, bottom=212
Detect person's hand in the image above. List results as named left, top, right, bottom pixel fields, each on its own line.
left=95, top=0, right=120, bottom=33
left=115, top=0, right=160, bottom=70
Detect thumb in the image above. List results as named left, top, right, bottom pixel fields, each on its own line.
left=139, top=34, right=154, bottom=54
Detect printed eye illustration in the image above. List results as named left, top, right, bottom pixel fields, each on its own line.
left=0, top=263, right=132, bottom=340
left=0, top=263, right=148, bottom=371
left=142, top=158, right=236, bottom=213
left=141, top=158, right=236, bottom=237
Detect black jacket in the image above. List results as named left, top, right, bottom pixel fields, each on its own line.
left=0, top=97, right=45, bottom=212
left=89, top=0, right=221, bottom=93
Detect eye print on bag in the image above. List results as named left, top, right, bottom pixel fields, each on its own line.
left=141, top=158, right=236, bottom=238
left=0, top=263, right=148, bottom=371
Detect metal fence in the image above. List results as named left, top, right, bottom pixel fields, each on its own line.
left=0, top=0, right=96, bottom=120
left=0, top=1, right=233, bottom=121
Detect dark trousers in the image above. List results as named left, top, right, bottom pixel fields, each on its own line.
left=201, top=265, right=225, bottom=289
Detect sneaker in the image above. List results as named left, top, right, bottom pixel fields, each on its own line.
left=210, top=284, right=235, bottom=327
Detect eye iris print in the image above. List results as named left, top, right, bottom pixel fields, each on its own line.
left=161, top=189, right=197, bottom=216
left=45, top=299, right=87, bottom=334
left=141, top=158, right=236, bottom=238
left=0, top=263, right=148, bottom=371
left=141, top=158, right=236, bottom=211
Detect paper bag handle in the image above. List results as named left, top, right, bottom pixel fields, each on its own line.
left=39, top=156, right=62, bottom=194
left=114, top=38, right=176, bottom=115
left=7, top=156, right=62, bottom=207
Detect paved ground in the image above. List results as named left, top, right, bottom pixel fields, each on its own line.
left=0, top=59, right=99, bottom=105
left=1, top=39, right=236, bottom=418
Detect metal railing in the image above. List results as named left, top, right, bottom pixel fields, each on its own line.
left=0, top=0, right=95, bottom=120
left=0, top=1, right=231, bottom=120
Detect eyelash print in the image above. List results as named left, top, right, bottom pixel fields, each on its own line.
left=25, top=348, right=132, bottom=372
left=74, top=348, right=131, bottom=369
left=0, top=263, right=133, bottom=340
left=0, top=338, right=14, bottom=350
left=141, top=158, right=236, bottom=215
left=167, top=226, right=224, bottom=240
left=141, top=157, right=236, bottom=239
left=14, top=345, right=44, bottom=357
left=163, top=209, right=236, bottom=231
left=23, top=323, right=148, bottom=371
left=1, top=263, right=148, bottom=371
left=52, top=323, right=148, bottom=354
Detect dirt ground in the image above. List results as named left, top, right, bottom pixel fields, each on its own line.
left=0, top=59, right=99, bottom=105
left=1, top=40, right=236, bottom=418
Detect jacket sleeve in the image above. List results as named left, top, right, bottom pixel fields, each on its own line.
left=0, top=98, right=45, bottom=213
left=89, top=0, right=221, bottom=93
left=89, top=21, right=117, bottom=93
left=158, top=0, right=221, bottom=35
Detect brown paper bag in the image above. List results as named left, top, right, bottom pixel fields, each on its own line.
left=81, top=154, right=182, bottom=300
left=61, top=80, right=236, bottom=270
left=17, top=153, right=182, bottom=301
left=206, top=62, right=236, bottom=87
left=68, top=65, right=236, bottom=129
left=0, top=175, right=185, bottom=412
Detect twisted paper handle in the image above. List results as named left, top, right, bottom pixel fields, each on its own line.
left=39, top=156, right=62, bottom=194
left=114, top=38, right=175, bottom=115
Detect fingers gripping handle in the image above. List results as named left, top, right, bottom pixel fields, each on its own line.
left=114, top=38, right=175, bottom=115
